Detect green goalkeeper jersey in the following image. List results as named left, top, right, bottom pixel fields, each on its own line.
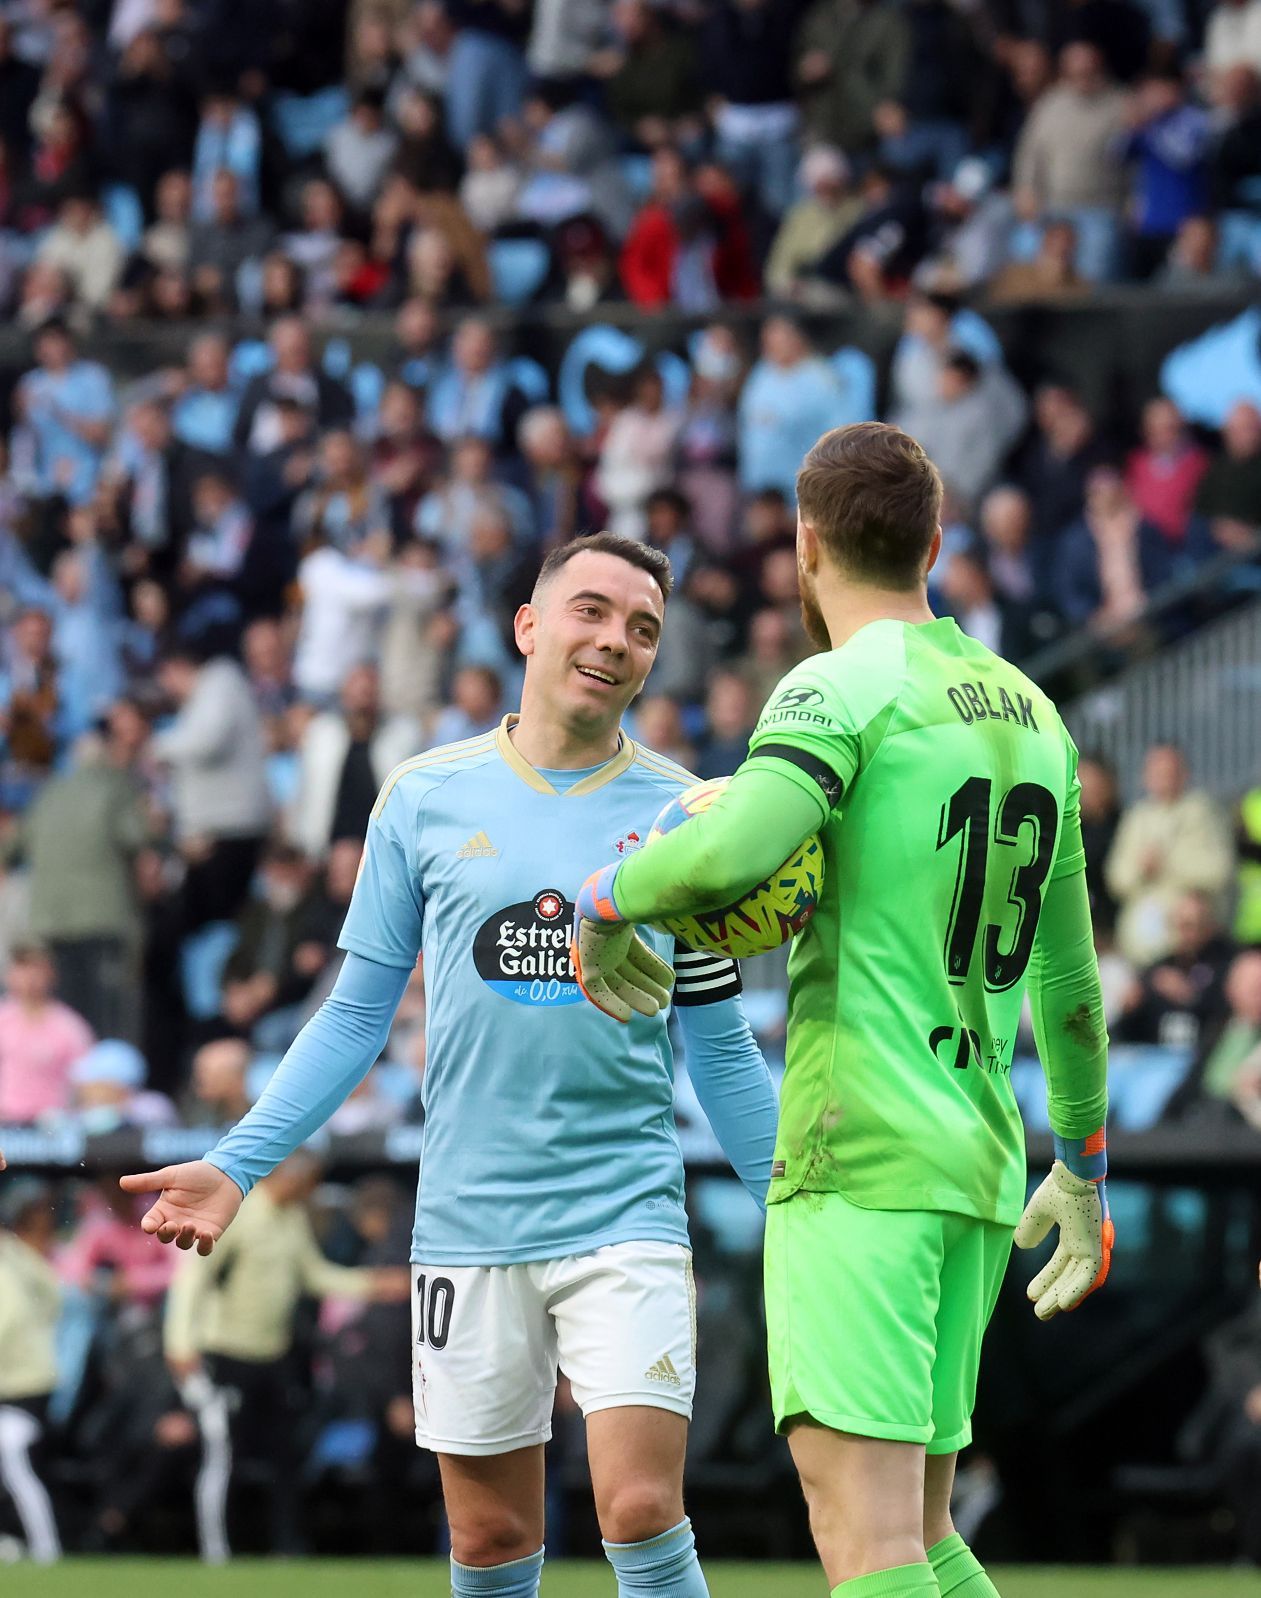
left=743, top=617, right=1086, bottom=1226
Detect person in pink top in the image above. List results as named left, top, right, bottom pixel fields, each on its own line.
left=0, top=943, right=95, bottom=1125
left=1124, top=396, right=1210, bottom=545
left=59, top=1174, right=177, bottom=1308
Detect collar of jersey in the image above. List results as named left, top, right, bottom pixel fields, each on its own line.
left=495, top=714, right=636, bottom=797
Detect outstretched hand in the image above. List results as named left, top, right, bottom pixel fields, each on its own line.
left=119, top=1160, right=244, bottom=1256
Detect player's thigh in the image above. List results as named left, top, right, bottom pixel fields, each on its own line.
left=765, top=1191, right=945, bottom=1444
left=927, top=1215, right=1014, bottom=1457
left=546, top=1241, right=697, bottom=1425
left=437, top=1445, right=546, bottom=1566
left=410, top=1262, right=557, bottom=1457
left=786, top=1420, right=927, bottom=1587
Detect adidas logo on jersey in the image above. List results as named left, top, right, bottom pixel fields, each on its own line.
left=457, top=831, right=499, bottom=859
left=644, top=1354, right=682, bottom=1387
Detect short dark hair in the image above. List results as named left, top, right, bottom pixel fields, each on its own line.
left=645, top=486, right=690, bottom=519
left=532, top=532, right=674, bottom=604
left=796, top=422, right=943, bottom=590
left=944, top=350, right=981, bottom=384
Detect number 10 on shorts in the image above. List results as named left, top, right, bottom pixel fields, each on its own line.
left=415, top=1273, right=455, bottom=1350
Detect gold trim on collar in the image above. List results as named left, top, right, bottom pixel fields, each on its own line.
left=495, top=714, right=638, bottom=797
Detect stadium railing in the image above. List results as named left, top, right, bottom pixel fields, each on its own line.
left=1031, top=562, right=1261, bottom=801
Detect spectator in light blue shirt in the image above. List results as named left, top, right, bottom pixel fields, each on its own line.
left=191, top=86, right=261, bottom=221
left=172, top=333, right=239, bottom=457
left=427, top=317, right=524, bottom=450
left=738, top=316, right=858, bottom=499
left=0, top=505, right=125, bottom=739
left=12, top=321, right=115, bottom=506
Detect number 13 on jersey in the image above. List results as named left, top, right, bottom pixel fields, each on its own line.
left=937, top=777, right=1058, bottom=992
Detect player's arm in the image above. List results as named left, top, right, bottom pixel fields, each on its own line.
left=122, top=783, right=425, bottom=1251
left=614, top=764, right=828, bottom=923
left=671, top=953, right=777, bottom=1209
left=573, top=765, right=823, bottom=1021
left=1014, top=759, right=1113, bottom=1321
left=576, top=659, right=857, bottom=1018
left=204, top=950, right=413, bottom=1194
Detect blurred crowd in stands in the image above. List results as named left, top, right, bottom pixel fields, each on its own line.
left=0, top=0, right=1259, bottom=319
left=1, top=0, right=1261, bottom=1565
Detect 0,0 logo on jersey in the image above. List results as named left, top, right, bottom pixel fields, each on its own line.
left=472, top=888, right=583, bottom=1007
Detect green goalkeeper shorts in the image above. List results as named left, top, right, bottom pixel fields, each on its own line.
left=765, top=1189, right=1013, bottom=1454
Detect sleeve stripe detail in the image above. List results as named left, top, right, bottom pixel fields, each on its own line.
left=632, top=747, right=700, bottom=785
left=371, top=733, right=497, bottom=817
left=673, top=951, right=738, bottom=973
left=672, top=948, right=741, bottom=1007
left=674, top=983, right=741, bottom=1007
left=675, top=974, right=740, bottom=993
left=749, top=743, right=845, bottom=806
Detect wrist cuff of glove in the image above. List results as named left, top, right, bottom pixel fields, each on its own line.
left=580, top=862, right=625, bottom=924
left=1053, top=1126, right=1106, bottom=1184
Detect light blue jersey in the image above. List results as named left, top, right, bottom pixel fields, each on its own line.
left=338, top=717, right=760, bottom=1266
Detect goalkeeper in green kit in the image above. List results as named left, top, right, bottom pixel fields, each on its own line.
left=573, top=423, right=1112, bottom=1598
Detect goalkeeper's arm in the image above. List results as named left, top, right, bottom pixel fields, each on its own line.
left=1015, top=865, right=1112, bottom=1319
left=1026, top=867, right=1109, bottom=1143
left=613, top=764, right=825, bottom=924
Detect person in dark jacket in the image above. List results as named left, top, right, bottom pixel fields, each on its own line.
left=1055, top=466, right=1175, bottom=631
left=232, top=317, right=354, bottom=457
left=701, top=0, right=811, bottom=218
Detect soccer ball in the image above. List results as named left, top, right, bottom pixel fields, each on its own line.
left=646, top=778, right=824, bottom=959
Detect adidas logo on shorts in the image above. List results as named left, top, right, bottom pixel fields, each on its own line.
left=644, top=1354, right=682, bottom=1387
left=457, top=831, right=499, bottom=859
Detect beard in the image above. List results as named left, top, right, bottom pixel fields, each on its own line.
left=798, top=571, right=831, bottom=652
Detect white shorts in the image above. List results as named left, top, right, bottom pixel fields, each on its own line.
left=409, top=1241, right=696, bottom=1456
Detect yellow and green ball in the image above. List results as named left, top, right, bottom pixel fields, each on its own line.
left=646, top=778, right=824, bottom=959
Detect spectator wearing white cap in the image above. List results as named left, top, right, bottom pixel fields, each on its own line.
left=1204, top=0, right=1261, bottom=77
left=924, top=157, right=1015, bottom=291
left=68, top=1040, right=177, bottom=1134
left=765, top=146, right=863, bottom=299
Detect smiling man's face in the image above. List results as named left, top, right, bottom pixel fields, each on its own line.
left=516, top=549, right=665, bottom=737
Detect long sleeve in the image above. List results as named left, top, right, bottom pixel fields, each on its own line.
left=293, top=1209, right=379, bottom=1300
left=1163, top=794, right=1235, bottom=896
left=674, top=995, right=777, bottom=1210
left=1026, top=867, right=1110, bottom=1140
left=1103, top=803, right=1152, bottom=902
left=1012, top=100, right=1049, bottom=200
left=151, top=670, right=240, bottom=765
left=164, top=1235, right=229, bottom=1361
left=206, top=951, right=412, bottom=1197
left=614, top=764, right=825, bottom=923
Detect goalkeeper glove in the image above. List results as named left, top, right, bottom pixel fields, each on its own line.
left=573, top=863, right=673, bottom=1024
left=1014, top=1129, right=1114, bottom=1322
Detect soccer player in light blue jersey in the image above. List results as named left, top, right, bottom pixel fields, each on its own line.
left=120, top=533, right=778, bottom=1598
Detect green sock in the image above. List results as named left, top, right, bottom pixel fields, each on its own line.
left=831, top=1563, right=939, bottom=1598
left=927, top=1532, right=1001, bottom=1597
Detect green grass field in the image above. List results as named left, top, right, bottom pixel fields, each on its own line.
left=0, top=1562, right=1248, bottom=1597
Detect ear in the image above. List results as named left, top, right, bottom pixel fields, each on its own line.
left=925, top=524, right=944, bottom=575
left=796, top=515, right=820, bottom=576
left=513, top=602, right=537, bottom=658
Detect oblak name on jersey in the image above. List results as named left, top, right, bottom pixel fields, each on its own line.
left=946, top=678, right=1039, bottom=732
